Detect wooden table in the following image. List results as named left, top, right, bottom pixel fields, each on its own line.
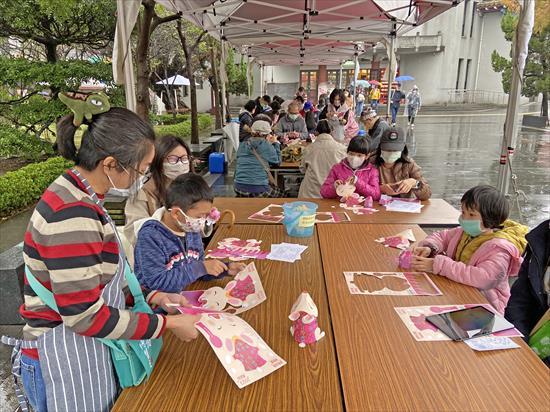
left=269, top=162, right=303, bottom=192
left=317, top=224, right=550, bottom=411
left=214, top=197, right=460, bottom=227
left=113, top=225, right=343, bottom=411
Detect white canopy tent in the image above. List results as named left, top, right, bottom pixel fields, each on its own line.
left=155, top=74, right=191, bottom=86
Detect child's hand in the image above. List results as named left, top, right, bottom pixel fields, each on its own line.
left=396, top=178, right=417, bottom=194
left=380, top=183, right=397, bottom=195
left=204, top=259, right=228, bottom=276
left=412, top=246, right=432, bottom=257
left=334, top=179, right=344, bottom=188
left=165, top=314, right=201, bottom=342
left=345, top=175, right=356, bottom=185
left=227, top=262, right=246, bottom=276
left=411, top=255, right=434, bottom=273
left=152, top=292, right=190, bottom=314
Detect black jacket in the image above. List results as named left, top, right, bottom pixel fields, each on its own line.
left=505, top=220, right=549, bottom=339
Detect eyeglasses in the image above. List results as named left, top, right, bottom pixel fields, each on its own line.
left=123, top=164, right=152, bottom=184
left=165, top=155, right=190, bottom=165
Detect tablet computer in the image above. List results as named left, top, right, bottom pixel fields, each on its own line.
left=425, top=305, right=515, bottom=341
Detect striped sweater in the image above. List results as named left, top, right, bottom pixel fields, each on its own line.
left=21, top=170, right=166, bottom=359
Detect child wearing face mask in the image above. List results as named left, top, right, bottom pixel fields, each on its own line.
left=320, top=136, right=381, bottom=200
left=133, top=174, right=245, bottom=293
left=372, top=127, right=432, bottom=200
left=124, top=135, right=194, bottom=247
left=411, top=185, right=528, bottom=314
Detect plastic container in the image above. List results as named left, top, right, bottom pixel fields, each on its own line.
left=208, top=152, right=225, bottom=174
left=282, top=201, right=318, bottom=238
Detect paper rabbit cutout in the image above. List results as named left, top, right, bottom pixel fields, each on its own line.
left=199, top=274, right=256, bottom=310
left=289, top=292, right=325, bottom=348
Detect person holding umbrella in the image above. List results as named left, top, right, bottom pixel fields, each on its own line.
left=369, top=84, right=381, bottom=111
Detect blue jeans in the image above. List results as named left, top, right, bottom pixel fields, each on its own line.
left=21, top=354, right=48, bottom=412
left=370, top=100, right=379, bottom=111
left=355, top=101, right=364, bottom=117
left=391, top=104, right=400, bottom=124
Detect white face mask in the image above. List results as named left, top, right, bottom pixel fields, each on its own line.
left=381, top=150, right=402, bottom=164
left=347, top=154, right=365, bottom=169
left=163, top=161, right=190, bottom=180
left=175, top=209, right=206, bottom=233
left=106, top=166, right=147, bottom=197
left=289, top=113, right=299, bottom=121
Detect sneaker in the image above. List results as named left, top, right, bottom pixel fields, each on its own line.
left=407, top=122, right=410, bottom=126
left=411, top=124, right=415, bottom=129
left=392, top=122, right=396, bottom=127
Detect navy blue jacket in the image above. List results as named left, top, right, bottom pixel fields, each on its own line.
left=505, top=220, right=549, bottom=338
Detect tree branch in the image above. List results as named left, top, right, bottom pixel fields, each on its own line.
left=190, top=30, right=208, bottom=54
left=0, top=91, right=39, bottom=105
left=151, top=13, right=181, bottom=34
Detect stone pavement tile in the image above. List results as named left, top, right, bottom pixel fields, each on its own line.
left=0, top=325, right=23, bottom=412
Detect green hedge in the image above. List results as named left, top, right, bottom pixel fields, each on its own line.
left=149, top=113, right=190, bottom=125
left=0, top=157, right=74, bottom=218
left=0, top=125, right=54, bottom=160
left=154, top=113, right=213, bottom=138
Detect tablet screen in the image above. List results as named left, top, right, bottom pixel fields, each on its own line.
left=425, top=306, right=515, bottom=341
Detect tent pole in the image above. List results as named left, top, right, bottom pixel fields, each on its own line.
left=386, top=27, right=396, bottom=121
left=353, top=53, right=358, bottom=111
left=496, top=0, right=534, bottom=194
left=116, top=0, right=137, bottom=112
left=220, top=40, right=228, bottom=122
left=338, top=64, right=343, bottom=89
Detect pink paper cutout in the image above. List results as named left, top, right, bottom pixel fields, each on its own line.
left=233, top=338, right=268, bottom=371
left=398, top=250, right=413, bottom=269
left=228, top=274, right=255, bottom=302
left=410, top=315, right=438, bottom=332
left=206, top=237, right=269, bottom=261
left=289, top=292, right=325, bottom=348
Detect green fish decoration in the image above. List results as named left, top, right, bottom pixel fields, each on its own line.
left=59, top=92, right=111, bottom=127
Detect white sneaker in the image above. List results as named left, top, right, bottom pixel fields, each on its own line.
left=411, top=124, right=415, bottom=129
left=407, top=122, right=410, bottom=126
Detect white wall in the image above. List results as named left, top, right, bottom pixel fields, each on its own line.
left=181, top=81, right=212, bottom=112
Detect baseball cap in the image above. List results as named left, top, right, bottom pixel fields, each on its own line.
left=380, top=127, right=406, bottom=151
left=251, top=120, right=272, bottom=136
left=303, top=101, right=313, bottom=111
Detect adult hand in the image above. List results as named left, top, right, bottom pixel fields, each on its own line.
left=266, top=134, right=278, bottom=144
left=165, top=314, right=201, bottom=342
left=151, top=292, right=190, bottom=314
left=204, top=259, right=228, bottom=276
left=334, top=179, right=344, bottom=189
left=412, top=246, right=432, bottom=257
left=396, top=178, right=417, bottom=194
left=228, top=262, right=246, bottom=276
left=411, top=256, right=434, bottom=273
left=339, top=118, right=347, bottom=125
left=380, top=183, right=397, bottom=195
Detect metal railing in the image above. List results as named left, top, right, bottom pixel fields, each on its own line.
left=397, top=33, right=443, bottom=52
left=444, top=89, right=508, bottom=105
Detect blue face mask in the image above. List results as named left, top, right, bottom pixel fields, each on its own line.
left=459, top=216, right=483, bottom=237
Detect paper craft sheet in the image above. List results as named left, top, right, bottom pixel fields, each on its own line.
left=464, top=336, right=520, bottom=351
left=248, top=204, right=285, bottom=223
left=344, top=272, right=442, bottom=296
left=180, top=262, right=266, bottom=314
left=195, top=313, right=286, bottom=388
left=385, top=200, right=423, bottom=213
left=205, top=238, right=269, bottom=261
left=394, top=304, right=524, bottom=341
left=314, top=211, right=350, bottom=223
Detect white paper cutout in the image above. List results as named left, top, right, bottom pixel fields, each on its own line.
left=344, top=271, right=442, bottom=296
left=180, top=262, right=266, bottom=314
left=289, top=292, right=325, bottom=348
left=464, top=336, right=520, bottom=351
left=195, top=313, right=286, bottom=388
left=375, top=228, right=417, bottom=250
left=248, top=204, right=285, bottom=223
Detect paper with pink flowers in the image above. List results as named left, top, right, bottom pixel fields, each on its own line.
left=205, top=237, right=269, bottom=261
left=248, top=204, right=285, bottom=223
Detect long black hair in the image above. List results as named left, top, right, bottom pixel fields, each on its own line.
left=57, top=107, right=155, bottom=182
left=150, top=135, right=194, bottom=206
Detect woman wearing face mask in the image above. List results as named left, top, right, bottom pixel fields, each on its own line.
left=2, top=104, right=200, bottom=412
left=124, top=135, right=193, bottom=246
left=319, top=88, right=350, bottom=143
left=320, top=135, right=380, bottom=200
left=410, top=185, right=528, bottom=314
left=372, top=127, right=432, bottom=200
left=133, top=174, right=244, bottom=293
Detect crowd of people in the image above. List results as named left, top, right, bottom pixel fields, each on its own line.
left=2, top=83, right=547, bottom=412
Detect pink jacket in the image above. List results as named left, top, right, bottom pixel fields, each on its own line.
left=418, top=227, right=524, bottom=314
left=320, top=160, right=381, bottom=200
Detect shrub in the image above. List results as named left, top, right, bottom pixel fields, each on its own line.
left=0, top=125, right=54, bottom=160
left=154, top=113, right=213, bottom=138
left=0, top=157, right=74, bottom=218
left=149, top=113, right=189, bottom=125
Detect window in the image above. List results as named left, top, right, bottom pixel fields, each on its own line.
left=300, top=70, right=319, bottom=101
left=464, top=59, right=472, bottom=89
left=461, top=0, right=469, bottom=37
left=470, top=2, right=476, bottom=37
left=327, top=70, right=339, bottom=85
left=455, top=58, right=463, bottom=90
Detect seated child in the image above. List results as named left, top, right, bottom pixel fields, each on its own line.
left=134, top=173, right=244, bottom=293
left=320, top=135, right=381, bottom=200
left=411, top=185, right=528, bottom=314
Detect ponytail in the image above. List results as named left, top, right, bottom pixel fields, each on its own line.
left=56, top=114, right=79, bottom=162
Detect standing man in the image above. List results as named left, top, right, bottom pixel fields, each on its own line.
left=406, top=85, right=422, bottom=129
left=239, top=100, right=256, bottom=142
left=389, top=83, right=406, bottom=126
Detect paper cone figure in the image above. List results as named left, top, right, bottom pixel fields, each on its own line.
left=289, top=292, right=325, bottom=348
left=336, top=183, right=356, bottom=198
